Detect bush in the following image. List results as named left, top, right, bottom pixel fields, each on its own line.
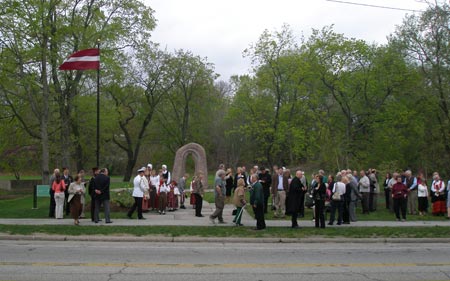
left=110, top=188, right=134, bottom=208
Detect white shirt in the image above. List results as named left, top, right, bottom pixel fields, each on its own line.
left=159, top=182, right=169, bottom=193
left=277, top=175, right=284, bottom=190
left=333, top=182, right=346, bottom=195
left=132, top=175, right=148, bottom=197
left=431, top=180, right=445, bottom=193
left=359, top=176, right=370, bottom=193
left=418, top=184, right=428, bottom=197
left=150, top=175, right=160, bottom=188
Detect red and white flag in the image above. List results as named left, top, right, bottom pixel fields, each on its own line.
left=59, top=48, right=100, bottom=70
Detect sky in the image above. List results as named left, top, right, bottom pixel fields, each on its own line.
left=144, top=0, right=428, bottom=81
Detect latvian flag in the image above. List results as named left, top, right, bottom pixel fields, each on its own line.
left=59, top=48, right=100, bottom=70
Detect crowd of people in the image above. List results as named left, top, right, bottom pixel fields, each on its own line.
left=48, top=167, right=112, bottom=225
left=47, top=162, right=450, bottom=229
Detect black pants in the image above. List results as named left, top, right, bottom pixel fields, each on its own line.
left=64, top=189, right=70, bottom=215
left=369, top=192, right=377, bottom=212
left=361, top=193, right=370, bottom=214
left=393, top=197, right=407, bottom=220
left=343, top=200, right=350, bottom=223
left=194, top=193, right=203, bottom=216
left=329, top=200, right=343, bottom=224
left=253, top=204, right=266, bottom=229
left=315, top=200, right=325, bottom=228
left=49, top=190, right=56, bottom=218
left=299, top=193, right=305, bottom=217
left=291, top=205, right=299, bottom=227
left=384, top=189, right=391, bottom=209
left=128, top=197, right=143, bottom=219
left=90, top=195, right=95, bottom=221
left=263, top=188, right=270, bottom=213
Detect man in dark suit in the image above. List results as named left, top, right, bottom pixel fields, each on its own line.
left=250, top=174, right=265, bottom=230
left=258, top=167, right=272, bottom=214
left=62, top=167, right=73, bottom=216
left=94, top=168, right=112, bottom=223
left=287, top=170, right=306, bottom=228
left=88, top=167, right=99, bottom=222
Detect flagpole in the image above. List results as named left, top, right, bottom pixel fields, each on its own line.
left=96, top=39, right=100, bottom=167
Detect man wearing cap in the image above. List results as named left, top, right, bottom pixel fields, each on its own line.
left=127, top=167, right=149, bottom=220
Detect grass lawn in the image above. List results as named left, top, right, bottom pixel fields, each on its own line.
left=1, top=224, right=450, bottom=238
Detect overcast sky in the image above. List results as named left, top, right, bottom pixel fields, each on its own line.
left=144, top=0, right=428, bottom=81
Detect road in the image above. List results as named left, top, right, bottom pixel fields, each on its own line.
left=1, top=240, right=449, bottom=281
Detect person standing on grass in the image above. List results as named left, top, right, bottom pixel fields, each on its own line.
left=417, top=174, right=429, bottom=216
left=287, top=170, right=306, bottom=229
left=250, top=174, right=266, bottom=230
left=62, top=167, right=73, bottom=216
left=52, top=172, right=66, bottom=219
left=431, top=173, right=446, bottom=216
left=392, top=176, right=408, bottom=221
left=68, top=176, right=85, bottom=225
left=271, top=167, right=288, bottom=218
left=232, top=178, right=247, bottom=226
left=210, top=169, right=227, bottom=224
left=158, top=170, right=169, bottom=215
left=258, top=167, right=272, bottom=214
left=127, top=167, right=148, bottom=220
left=383, top=173, right=393, bottom=210
left=347, top=174, right=361, bottom=222
left=403, top=170, right=418, bottom=215
left=178, top=173, right=189, bottom=209
left=94, top=168, right=112, bottom=224
left=192, top=173, right=204, bottom=217
left=358, top=170, right=371, bottom=214
left=313, top=175, right=326, bottom=228
left=149, top=169, right=160, bottom=211
left=329, top=175, right=345, bottom=226
left=225, top=168, right=234, bottom=201
left=88, top=167, right=99, bottom=222
left=48, top=168, right=60, bottom=218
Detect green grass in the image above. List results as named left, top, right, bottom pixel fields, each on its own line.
left=0, top=224, right=449, bottom=238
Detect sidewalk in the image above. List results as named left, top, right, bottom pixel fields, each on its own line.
left=0, top=201, right=449, bottom=228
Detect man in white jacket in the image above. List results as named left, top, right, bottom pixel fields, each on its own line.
left=127, top=167, right=149, bottom=220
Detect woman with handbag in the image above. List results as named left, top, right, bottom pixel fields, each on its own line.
left=68, top=176, right=85, bottom=225
left=328, top=175, right=346, bottom=225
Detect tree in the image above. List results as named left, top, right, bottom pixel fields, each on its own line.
left=392, top=2, right=450, bottom=166
left=107, top=45, right=175, bottom=181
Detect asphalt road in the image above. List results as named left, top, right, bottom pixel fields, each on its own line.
left=1, top=240, right=449, bottom=281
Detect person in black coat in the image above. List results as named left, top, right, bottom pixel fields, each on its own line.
left=287, top=170, right=306, bottom=228
left=93, top=168, right=112, bottom=223
left=88, top=167, right=99, bottom=222
left=258, top=168, right=272, bottom=214
left=313, top=175, right=327, bottom=228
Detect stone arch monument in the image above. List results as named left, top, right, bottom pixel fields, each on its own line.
left=172, top=143, right=208, bottom=189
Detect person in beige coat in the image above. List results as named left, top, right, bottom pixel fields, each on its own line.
left=232, top=178, right=247, bottom=226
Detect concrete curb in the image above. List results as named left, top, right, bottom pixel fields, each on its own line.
left=1, top=234, right=450, bottom=244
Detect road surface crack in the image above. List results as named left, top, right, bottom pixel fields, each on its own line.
left=107, top=264, right=128, bottom=281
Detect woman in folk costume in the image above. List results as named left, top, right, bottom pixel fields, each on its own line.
left=149, top=168, right=159, bottom=211
left=430, top=172, right=446, bottom=216
left=190, top=176, right=197, bottom=208
left=158, top=170, right=169, bottom=215
left=167, top=180, right=178, bottom=211
left=141, top=166, right=151, bottom=212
